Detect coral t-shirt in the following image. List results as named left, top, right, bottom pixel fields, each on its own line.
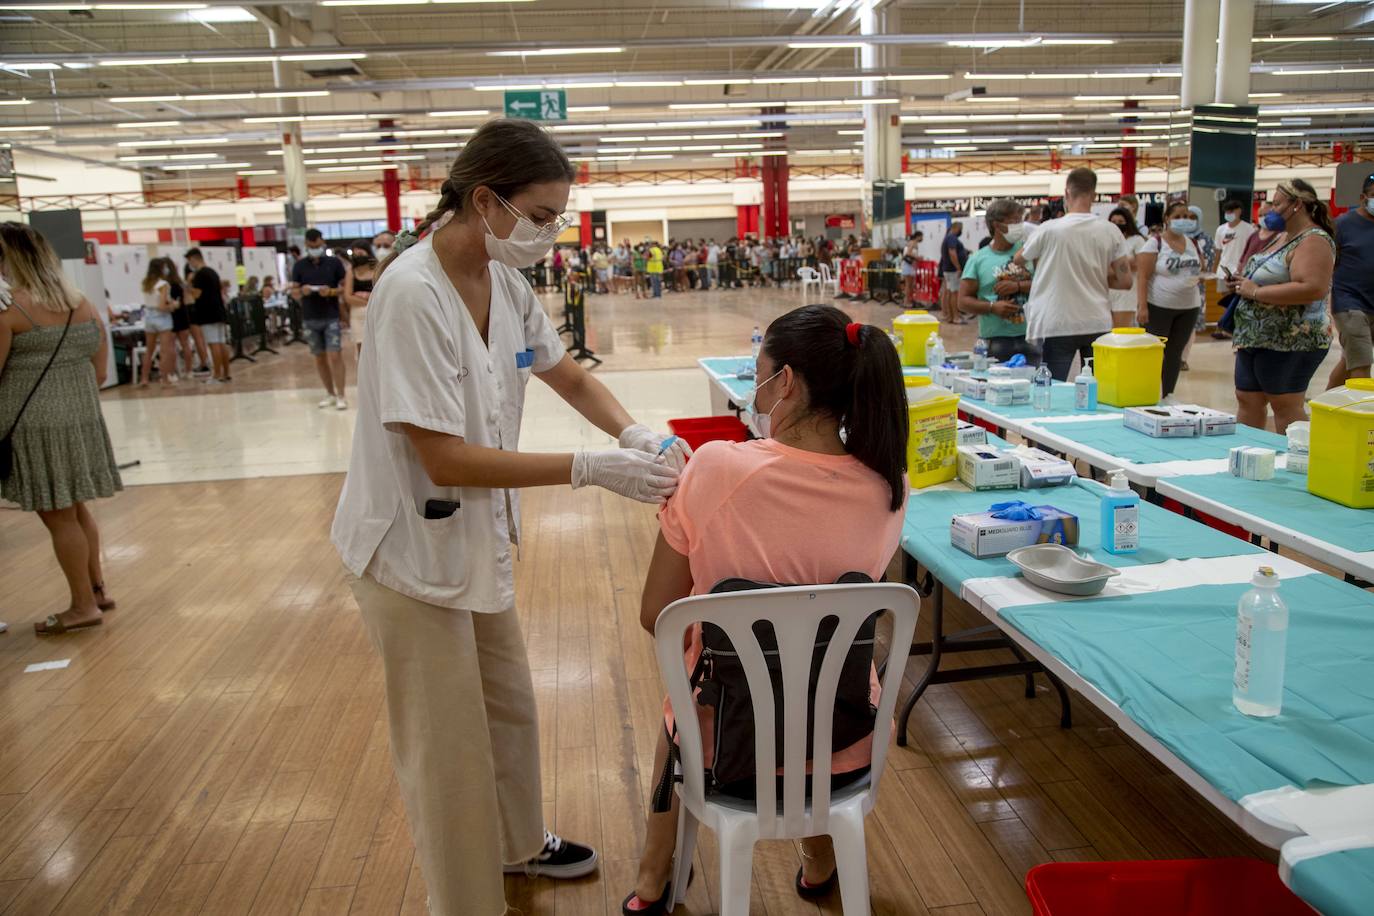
left=657, top=438, right=906, bottom=774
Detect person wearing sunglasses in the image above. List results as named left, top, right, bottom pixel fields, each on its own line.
left=1328, top=172, right=1374, bottom=387
left=332, top=118, right=690, bottom=916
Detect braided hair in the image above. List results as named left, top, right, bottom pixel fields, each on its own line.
left=377, top=118, right=575, bottom=278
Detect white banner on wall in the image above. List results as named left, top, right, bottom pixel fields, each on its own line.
left=99, top=244, right=151, bottom=309
left=241, top=247, right=279, bottom=287
left=200, top=247, right=238, bottom=288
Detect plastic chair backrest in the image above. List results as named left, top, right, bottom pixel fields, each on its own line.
left=797, top=266, right=818, bottom=282
left=655, top=582, right=919, bottom=838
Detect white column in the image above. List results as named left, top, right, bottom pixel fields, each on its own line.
left=860, top=0, right=902, bottom=246
left=1181, top=0, right=1221, bottom=110
left=1215, top=0, right=1256, bottom=105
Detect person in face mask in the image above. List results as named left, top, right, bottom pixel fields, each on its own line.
left=624, top=305, right=909, bottom=914
left=371, top=229, right=396, bottom=262
left=956, top=197, right=1039, bottom=361
left=331, top=118, right=688, bottom=916
left=1225, top=178, right=1337, bottom=433
left=289, top=228, right=350, bottom=408
left=1136, top=201, right=1206, bottom=400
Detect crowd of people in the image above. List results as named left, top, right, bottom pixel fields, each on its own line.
left=952, top=167, right=1374, bottom=435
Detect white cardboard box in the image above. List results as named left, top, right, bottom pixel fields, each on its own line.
left=957, top=445, right=1021, bottom=490
left=950, top=506, right=1080, bottom=558
left=1176, top=404, right=1238, bottom=436
left=957, top=421, right=987, bottom=446
left=954, top=376, right=988, bottom=401
left=1124, top=406, right=1199, bottom=438
left=1010, top=446, right=1077, bottom=488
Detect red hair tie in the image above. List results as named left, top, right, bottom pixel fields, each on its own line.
left=846, top=322, right=863, bottom=347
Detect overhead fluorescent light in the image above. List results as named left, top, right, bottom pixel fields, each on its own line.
left=0, top=4, right=92, bottom=9
left=99, top=57, right=190, bottom=66
left=196, top=56, right=277, bottom=64
left=161, top=162, right=253, bottom=171
left=244, top=115, right=305, bottom=123
left=545, top=81, right=615, bottom=89
left=947, top=38, right=1043, bottom=49
left=1263, top=131, right=1305, bottom=137
left=1252, top=35, right=1334, bottom=42
left=321, top=0, right=432, bottom=5
left=0, top=99, right=33, bottom=106
left=1043, top=38, right=1114, bottom=45
left=1273, top=67, right=1374, bottom=75
left=427, top=109, right=489, bottom=117
left=0, top=62, right=61, bottom=70
left=183, top=92, right=255, bottom=100
left=260, top=90, right=331, bottom=98
left=751, top=76, right=821, bottom=84
left=95, top=2, right=208, bottom=8
left=882, top=73, right=950, bottom=81
left=108, top=94, right=183, bottom=102
left=925, top=128, right=967, bottom=134
left=280, top=53, right=368, bottom=62
left=844, top=97, right=899, bottom=105
left=237, top=169, right=278, bottom=176
left=568, top=105, right=611, bottom=113
left=788, top=41, right=868, bottom=49
left=970, top=96, right=1020, bottom=102
left=614, top=80, right=684, bottom=87
left=669, top=103, right=730, bottom=110
left=1013, top=144, right=1049, bottom=150
left=1074, top=94, right=1179, bottom=101
left=117, top=136, right=226, bottom=146
left=1248, top=92, right=1284, bottom=98
left=118, top=152, right=216, bottom=161
left=488, top=47, right=623, bottom=57
left=0, top=124, right=51, bottom=131
left=474, top=83, right=543, bottom=92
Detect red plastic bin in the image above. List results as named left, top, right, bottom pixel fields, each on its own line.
left=667, top=416, right=750, bottom=452
left=1025, top=859, right=1313, bottom=916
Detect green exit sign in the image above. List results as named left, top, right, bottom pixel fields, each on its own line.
left=505, top=90, right=566, bottom=122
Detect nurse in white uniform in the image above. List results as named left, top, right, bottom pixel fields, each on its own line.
left=331, top=119, right=689, bottom=916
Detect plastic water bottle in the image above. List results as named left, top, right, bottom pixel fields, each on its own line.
left=925, top=333, right=945, bottom=371
left=1032, top=364, right=1053, bottom=412
left=750, top=325, right=763, bottom=363
left=973, top=338, right=989, bottom=373
left=1233, top=566, right=1289, bottom=718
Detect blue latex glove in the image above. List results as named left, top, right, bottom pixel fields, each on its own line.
left=990, top=500, right=1043, bottom=521
left=1005, top=354, right=1028, bottom=368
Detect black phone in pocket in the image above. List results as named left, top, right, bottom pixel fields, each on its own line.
left=423, top=498, right=461, bottom=520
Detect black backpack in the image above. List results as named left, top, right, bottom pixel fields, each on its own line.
left=652, top=573, right=880, bottom=810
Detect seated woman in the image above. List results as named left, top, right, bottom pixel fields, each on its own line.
left=625, top=304, right=909, bottom=914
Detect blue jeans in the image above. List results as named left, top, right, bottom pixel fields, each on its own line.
left=650, top=274, right=662, bottom=298
left=304, top=317, right=342, bottom=355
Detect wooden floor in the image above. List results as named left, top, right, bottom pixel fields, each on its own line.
left=0, top=475, right=1272, bottom=916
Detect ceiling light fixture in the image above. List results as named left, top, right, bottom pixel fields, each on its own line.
left=1252, top=35, right=1334, bottom=42
left=280, top=52, right=368, bottom=62
left=488, top=47, right=623, bottom=57
left=788, top=41, right=868, bottom=49
left=427, top=109, right=489, bottom=118
left=568, top=105, right=611, bottom=113
left=0, top=124, right=51, bottom=131
left=947, top=38, right=1043, bottom=49
left=0, top=98, right=33, bottom=106
left=99, top=57, right=189, bottom=66
left=1043, top=38, right=1114, bottom=45
left=0, top=62, right=61, bottom=70
left=96, top=2, right=207, bottom=8
left=614, top=80, right=684, bottom=87
left=237, top=169, right=278, bottom=176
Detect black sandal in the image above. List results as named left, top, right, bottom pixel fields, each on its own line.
left=795, top=866, right=837, bottom=899
left=93, top=583, right=116, bottom=612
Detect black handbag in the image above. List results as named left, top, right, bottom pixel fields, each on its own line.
left=0, top=311, right=73, bottom=481
left=653, top=573, right=881, bottom=809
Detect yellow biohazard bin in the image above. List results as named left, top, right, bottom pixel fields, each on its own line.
left=906, top=376, right=960, bottom=489
left=1092, top=328, right=1165, bottom=407
left=893, top=310, right=940, bottom=367
left=1307, top=378, right=1374, bottom=508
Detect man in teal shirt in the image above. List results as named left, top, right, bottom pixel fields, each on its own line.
left=959, top=198, right=1039, bottom=362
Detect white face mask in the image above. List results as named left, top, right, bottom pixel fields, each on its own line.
left=1226, top=211, right=1241, bottom=224
left=1003, top=222, right=1027, bottom=243
left=745, top=367, right=785, bottom=439
left=306, top=246, right=324, bottom=259
left=1365, top=199, right=1374, bottom=217
left=482, top=193, right=561, bottom=269
left=374, top=245, right=392, bottom=260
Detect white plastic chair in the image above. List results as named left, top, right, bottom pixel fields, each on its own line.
left=797, top=265, right=821, bottom=300
left=817, top=262, right=839, bottom=295
left=655, top=582, right=921, bottom=915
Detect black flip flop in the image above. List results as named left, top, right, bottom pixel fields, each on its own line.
left=795, top=866, right=837, bottom=899
left=621, top=883, right=672, bottom=916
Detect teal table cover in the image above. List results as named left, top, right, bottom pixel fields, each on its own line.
left=1001, top=574, right=1374, bottom=802
left=1030, top=417, right=1288, bottom=465
left=1289, top=846, right=1374, bottom=916
left=901, top=478, right=1261, bottom=587
left=1164, top=471, right=1374, bottom=554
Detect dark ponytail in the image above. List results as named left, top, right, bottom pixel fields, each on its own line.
left=762, top=304, right=908, bottom=511
left=376, top=118, right=576, bottom=279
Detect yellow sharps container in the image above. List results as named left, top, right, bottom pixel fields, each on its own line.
left=1092, top=328, right=1165, bottom=407
left=1308, top=378, right=1374, bottom=508
left=893, top=310, right=940, bottom=367
left=905, top=376, right=959, bottom=488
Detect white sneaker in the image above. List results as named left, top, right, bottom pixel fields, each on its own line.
left=318, top=395, right=337, bottom=409
left=334, top=397, right=348, bottom=410
left=1161, top=394, right=1179, bottom=406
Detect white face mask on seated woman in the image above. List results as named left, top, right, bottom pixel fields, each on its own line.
left=744, top=367, right=787, bottom=438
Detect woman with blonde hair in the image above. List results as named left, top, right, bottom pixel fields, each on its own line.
left=0, top=222, right=123, bottom=634
left=138, top=256, right=180, bottom=387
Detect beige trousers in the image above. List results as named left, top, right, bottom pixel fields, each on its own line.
left=352, top=576, right=545, bottom=916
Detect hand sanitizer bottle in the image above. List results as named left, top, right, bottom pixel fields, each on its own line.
left=1099, top=470, right=1139, bottom=554
left=925, top=333, right=945, bottom=371
left=1233, top=567, right=1288, bottom=717
left=1075, top=357, right=1098, bottom=412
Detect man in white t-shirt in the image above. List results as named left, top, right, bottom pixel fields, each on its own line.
left=1212, top=199, right=1257, bottom=291
left=1016, top=168, right=1134, bottom=380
